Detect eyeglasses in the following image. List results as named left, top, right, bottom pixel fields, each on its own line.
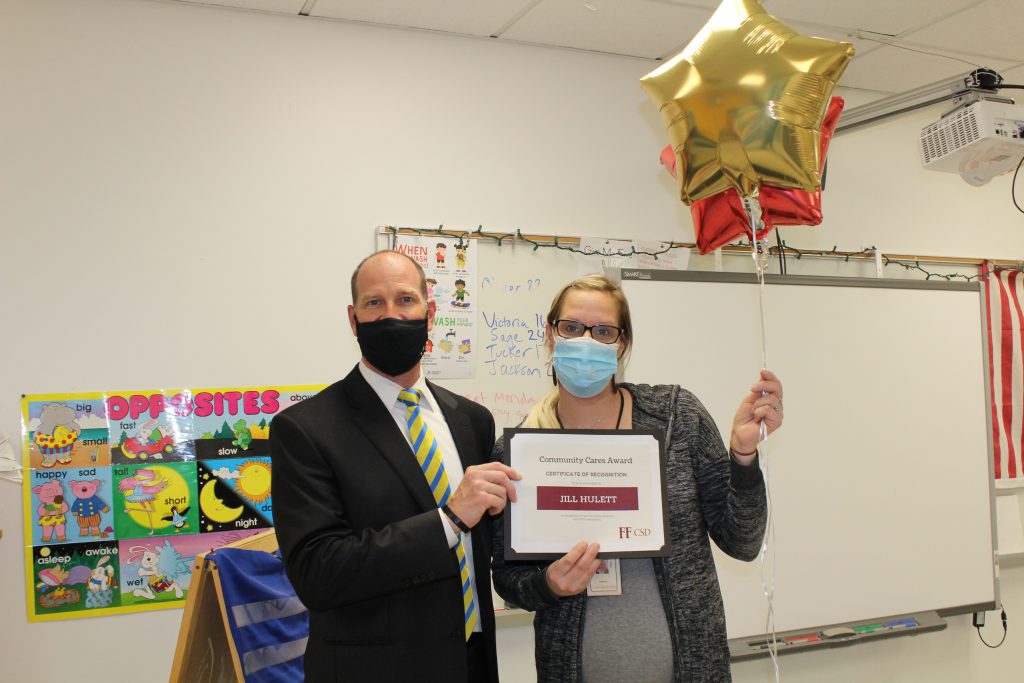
left=553, top=319, right=623, bottom=344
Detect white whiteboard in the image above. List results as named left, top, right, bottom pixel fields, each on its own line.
left=620, top=271, right=998, bottom=640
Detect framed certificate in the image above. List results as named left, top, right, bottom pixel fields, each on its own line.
left=502, top=428, right=670, bottom=560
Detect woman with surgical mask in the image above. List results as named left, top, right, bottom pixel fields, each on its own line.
left=490, top=274, right=783, bottom=683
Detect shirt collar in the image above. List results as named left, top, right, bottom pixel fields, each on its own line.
left=358, top=360, right=437, bottom=413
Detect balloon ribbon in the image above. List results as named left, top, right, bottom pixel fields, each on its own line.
left=741, top=191, right=780, bottom=681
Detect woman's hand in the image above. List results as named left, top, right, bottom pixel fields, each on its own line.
left=729, top=369, right=783, bottom=459
left=545, top=541, right=602, bottom=597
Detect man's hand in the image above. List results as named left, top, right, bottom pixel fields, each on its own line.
left=546, top=541, right=602, bottom=597
left=446, top=462, right=521, bottom=528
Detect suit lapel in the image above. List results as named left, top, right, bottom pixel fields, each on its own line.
left=341, top=368, right=437, bottom=512
left=428, top=380, right=478, bottom=471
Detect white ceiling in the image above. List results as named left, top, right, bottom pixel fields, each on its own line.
left=156, top=0, right=1024, bottom=106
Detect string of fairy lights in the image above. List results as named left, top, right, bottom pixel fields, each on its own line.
left=381, top=225, right=1023, bottom=280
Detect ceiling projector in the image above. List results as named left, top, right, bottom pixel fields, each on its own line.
left=919, top=99, right=1024, bottom=186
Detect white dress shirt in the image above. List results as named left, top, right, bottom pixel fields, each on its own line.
left=358, top=361, right=482, bottom=632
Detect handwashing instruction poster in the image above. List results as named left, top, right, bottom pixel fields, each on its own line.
left=390, top=234, right=478, bottom=380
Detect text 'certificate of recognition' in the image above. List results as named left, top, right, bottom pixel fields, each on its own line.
left=503, top=428, right=669, bottom=560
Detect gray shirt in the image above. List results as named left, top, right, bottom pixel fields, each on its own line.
left=490, top=383, right=767, bottom=683
left=582, top=558, right=673, bottom=683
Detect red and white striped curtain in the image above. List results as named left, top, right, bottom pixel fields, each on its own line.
left=984, top=265, right=1024, bottom=479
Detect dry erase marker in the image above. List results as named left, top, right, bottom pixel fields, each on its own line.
left=884, top=618, right=917, bottom=629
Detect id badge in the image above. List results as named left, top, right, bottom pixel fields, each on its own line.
left=587, top=559, right=621, bottom=596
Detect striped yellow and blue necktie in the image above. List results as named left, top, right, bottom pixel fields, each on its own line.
left=397, top=388, right=478, bottom=640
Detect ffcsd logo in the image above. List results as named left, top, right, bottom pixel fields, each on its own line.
left=618, top=526, right=652, bottom=539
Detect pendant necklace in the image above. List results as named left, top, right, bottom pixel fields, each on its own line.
left=556, top=388, right=625, bottom=430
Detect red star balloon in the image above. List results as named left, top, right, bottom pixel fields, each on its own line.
left=660, top=97, right=845, bottom=254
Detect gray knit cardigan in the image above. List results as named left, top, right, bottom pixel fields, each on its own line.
left=490, top=383, right=767, bottom=683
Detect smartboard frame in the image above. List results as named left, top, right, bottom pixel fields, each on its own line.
left=614, top=268, right=999, bottom=648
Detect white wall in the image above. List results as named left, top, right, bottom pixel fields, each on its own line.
left=1, top=1, right=1021, bottom=681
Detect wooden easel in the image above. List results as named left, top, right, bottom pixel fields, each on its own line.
left=168, top=530, right=279, bottom=683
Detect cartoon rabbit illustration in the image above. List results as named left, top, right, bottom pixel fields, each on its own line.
left=126, top=545, right=183, bottom=600
left=88, top=556, right=115, bottom=592
left=85, top=556, right=116, bottom=608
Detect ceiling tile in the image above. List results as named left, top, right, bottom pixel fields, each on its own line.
left=500, top=0, right=714, bottom=60
left=759, top=0, right=982, bottom=36
left=998, top=62, right=1024, bottom=83
left=783, top=20, right=877, bottom=60
left=902, top=0, right=1024, bottom=62
left=137, top=0, right=1024, bottom=107
left=309, top=0, right=535, bottom=37
left=838, top=44, right=1014, bottom=93
left=183, top=0, right=308, bottom=12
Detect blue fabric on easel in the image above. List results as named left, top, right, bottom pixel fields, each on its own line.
left=213, top=548, right=309, bottom=682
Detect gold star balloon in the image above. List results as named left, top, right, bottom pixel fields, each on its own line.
left=641, top=0, right=854, bottom=204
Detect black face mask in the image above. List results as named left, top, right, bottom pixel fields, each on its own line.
left=355, top=317, right=429, bottom=377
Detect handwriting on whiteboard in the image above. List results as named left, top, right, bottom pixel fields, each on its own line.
left=481, top=277, right=542, bottom=293
left=480, top=311, right=547, bottom=377
left=463, top=389, right=539, bottom=428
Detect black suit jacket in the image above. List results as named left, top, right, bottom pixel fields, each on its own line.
left=271, top=365, right=499, bottom=682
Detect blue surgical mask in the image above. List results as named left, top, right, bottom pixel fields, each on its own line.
left=553, top=337, right=619, bottom=398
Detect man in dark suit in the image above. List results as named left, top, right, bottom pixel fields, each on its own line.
left=271, top=250, right=519, bottom=682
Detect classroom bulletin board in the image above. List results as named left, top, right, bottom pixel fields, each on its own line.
left=20, top=385, right=323, bottom=621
